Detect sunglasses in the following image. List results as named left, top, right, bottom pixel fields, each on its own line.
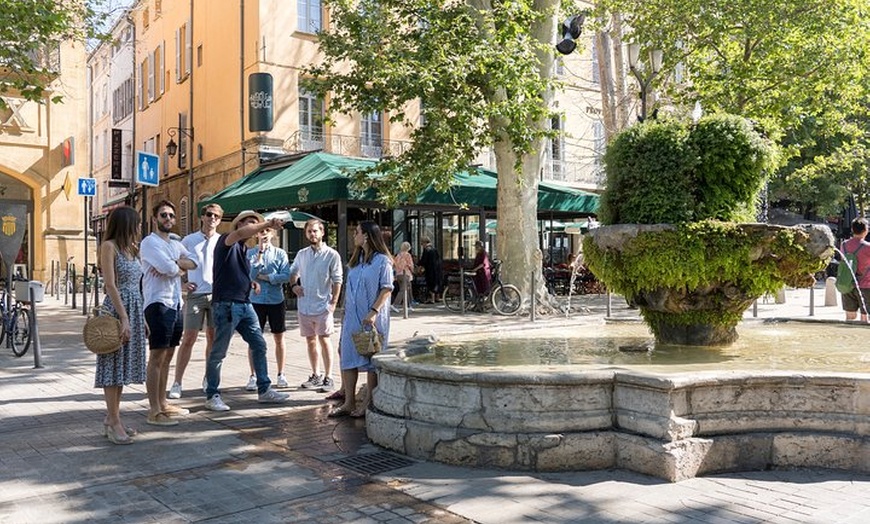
left=203, top=211, right=221, bottom=219
left=159, top=212, right=176, bottom=219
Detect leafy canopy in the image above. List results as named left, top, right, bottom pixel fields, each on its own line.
left=0, top=0, right=110, bottom=106
left=303, top=0, right=560, bottom=205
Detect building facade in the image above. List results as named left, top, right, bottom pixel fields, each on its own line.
left=0, top=41, right=91, bottom=284
left=87, top=0, right=604, bottom=238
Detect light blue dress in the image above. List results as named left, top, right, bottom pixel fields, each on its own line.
left=339, top=252, right=394, bottom=372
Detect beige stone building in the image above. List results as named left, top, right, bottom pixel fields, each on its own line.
left=0, top=41, right=91, bottom=285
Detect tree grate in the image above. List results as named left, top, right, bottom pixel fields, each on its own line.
left=332, top=451, right=416, bottom=475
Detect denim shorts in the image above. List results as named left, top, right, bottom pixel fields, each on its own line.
left=145, top=303, right=184, bottom=349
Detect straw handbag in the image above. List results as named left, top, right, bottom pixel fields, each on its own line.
left=83, top=306, right=123, bottom=355
left=351, top=324, right=382, bottom=357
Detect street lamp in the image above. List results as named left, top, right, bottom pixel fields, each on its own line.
left=165, top=126, right=196, bottom=232
left=166, top=126, right=194, bottom=158
left=627, top=43, right=663, bottom=122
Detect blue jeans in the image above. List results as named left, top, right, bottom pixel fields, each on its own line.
left=206, top=301, right=271, bottom=398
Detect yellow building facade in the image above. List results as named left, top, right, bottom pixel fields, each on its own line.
left=0, top=42, right=92, bottom=284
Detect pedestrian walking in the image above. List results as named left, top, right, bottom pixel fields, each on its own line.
left=288, top=218, right=343, bottom=393
left=839, top=217, right=870, bottom=322
left=204, top=210, right=289, bottom=411
left=391, top=241, right=414, bottom=312
left=95, top=206, right=146, bottom=445
left=140, top=200, right=197, bottom=427
left=329, top=221, right=393, bottom=418
left=419, top=236, right=442, bottom=303
left=247, top=224, right=291, bottom=389
left=168, top=203, right=223, bottom=399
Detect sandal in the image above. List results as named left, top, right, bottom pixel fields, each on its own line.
left=162, top=405, right=190, bottom=417
left=103, top=424, right=138, bottom=437
left=106, top=429, right=134, bottom=445
left=327, top=407, right=351, bottom=418
left=146, top=412, right=180, bottom=426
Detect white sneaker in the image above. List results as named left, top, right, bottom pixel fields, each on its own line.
left=391, top=305, right=400, bottom=313
left=300, top=374, right=322, bottom=389
left=245, top=375, right=257, bottom=391
left=168, top=382, right=182, bottom=399
left=276, top=374, right=289, bottom=389
left=258, top=388, right=290, bottom=404
left=205, top=394, right=231, bottom=411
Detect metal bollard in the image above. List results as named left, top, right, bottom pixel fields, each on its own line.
left=71, top=265, right=77, bottom=310
left=459, top=267, right=466, bottom=314
left=753, top=299, right=758, bottom=317
left=31, top=285, right=43, bottom=369
left=809, top=284, right=815, bottom=317
left=606, top=291, right=611, bottom=318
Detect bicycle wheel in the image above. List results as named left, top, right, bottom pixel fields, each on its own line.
left=443, top=285, right=474, bottom=313
left=491, top=284, right=522, bottom=315
left=10, top=308, right=31, bottom=357
left=0, top=314, right=5, bottom=348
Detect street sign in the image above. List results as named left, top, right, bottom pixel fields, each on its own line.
left=135, top=150, right=160, bottom=187
left=76, top=177, right=97, bottom=197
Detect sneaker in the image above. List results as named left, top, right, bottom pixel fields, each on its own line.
left=168, top=382, right=182, bottom=399
left=391, top=305, right=400, bottom=313
left=300, top=373, right=322, bottom=389
left=202, top=376, right=208, bottom=393
left=258, top=388, right=290, bottom=404
left=245, top=375, right=257, bottom=391
left=276, top=374, right=289, bottom=389
left=205, top=394, right=231, bottom=412
left=319, top=376, right=336, bottom=392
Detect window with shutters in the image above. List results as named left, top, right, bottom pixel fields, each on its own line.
left=176, top=21, right=191, bottom=82
left=179, top=197, right=189, bottom=235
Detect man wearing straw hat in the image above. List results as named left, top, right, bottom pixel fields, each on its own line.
left=203, top=210, right=289, bottom=411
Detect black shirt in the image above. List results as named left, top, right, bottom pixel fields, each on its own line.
left=212, top=234, right=252, bottom=303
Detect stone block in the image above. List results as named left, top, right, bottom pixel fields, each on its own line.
left=534, top=432, right=615, bottom=471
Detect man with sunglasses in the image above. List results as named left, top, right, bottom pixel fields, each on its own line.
left=204, top=210, right=289, bottom=411
left=140, top=200, right=197, bottom=427
left=167, top=204, right=223, bottom=399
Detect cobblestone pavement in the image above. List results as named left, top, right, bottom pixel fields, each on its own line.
left=1, top=286, right=869, bottom=523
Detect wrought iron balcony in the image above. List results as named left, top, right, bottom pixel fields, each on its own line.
left=284, top=131, right=413, bottom=159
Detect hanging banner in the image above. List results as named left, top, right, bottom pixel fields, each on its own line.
left=0, top=203, right=28, bottom=279
left=249, top=72, right=274, bottom=132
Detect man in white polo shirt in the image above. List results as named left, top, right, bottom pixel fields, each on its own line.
left=140, top=200, right=197, bottom=427
left=289, top=218, right=343, bottom=393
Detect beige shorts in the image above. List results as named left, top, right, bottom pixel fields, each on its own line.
left=297, top=309, right=335, bottom=337
left=183, top=293, right=213, bottom=331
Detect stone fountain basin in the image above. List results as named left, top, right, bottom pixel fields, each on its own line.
left=368, top=338, right=870, bottom=482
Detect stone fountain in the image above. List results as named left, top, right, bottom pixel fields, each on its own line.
left=366, top=115, right=867, bottom=481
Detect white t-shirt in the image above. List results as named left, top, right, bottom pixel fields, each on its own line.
left=181, top=230, right=220, bottom=294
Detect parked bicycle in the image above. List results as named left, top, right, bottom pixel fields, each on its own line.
left=442, top=260, right=522, bottom=315
left=0, top=278, right=33, bottom=357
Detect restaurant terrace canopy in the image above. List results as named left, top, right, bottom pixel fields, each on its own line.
left=200, top=152, right=598, bottom=216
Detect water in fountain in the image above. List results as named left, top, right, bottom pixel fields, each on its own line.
left=409, top=321, right=870, bottom=372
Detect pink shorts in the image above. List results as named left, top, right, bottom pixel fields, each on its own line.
left=298, top=309, right=335, bottom=337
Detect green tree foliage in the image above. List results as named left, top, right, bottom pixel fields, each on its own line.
left=600, top=114, right=775, bottom=225
left=598, top=0, right=870, bottom=217
left=304, top=0, right=558, bottom=204
left=0, top=0, right=109, bottom=107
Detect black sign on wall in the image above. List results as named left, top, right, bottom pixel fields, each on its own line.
left=111, top=128, right=123, bottom=180
left=249, top=73, right=274, bottom=132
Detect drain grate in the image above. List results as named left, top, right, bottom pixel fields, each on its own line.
left=332, top=451, right=416, bottom=475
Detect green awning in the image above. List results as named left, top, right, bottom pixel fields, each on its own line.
left=202, top=152, right=598, bottom=216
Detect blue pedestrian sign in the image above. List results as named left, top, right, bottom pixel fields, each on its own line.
left=135, top=150, right=160, bottom=187
left=76, top=177, right=97, bottom=197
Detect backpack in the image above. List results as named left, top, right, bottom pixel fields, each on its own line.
left=835, top=243, right=866, bottom=294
